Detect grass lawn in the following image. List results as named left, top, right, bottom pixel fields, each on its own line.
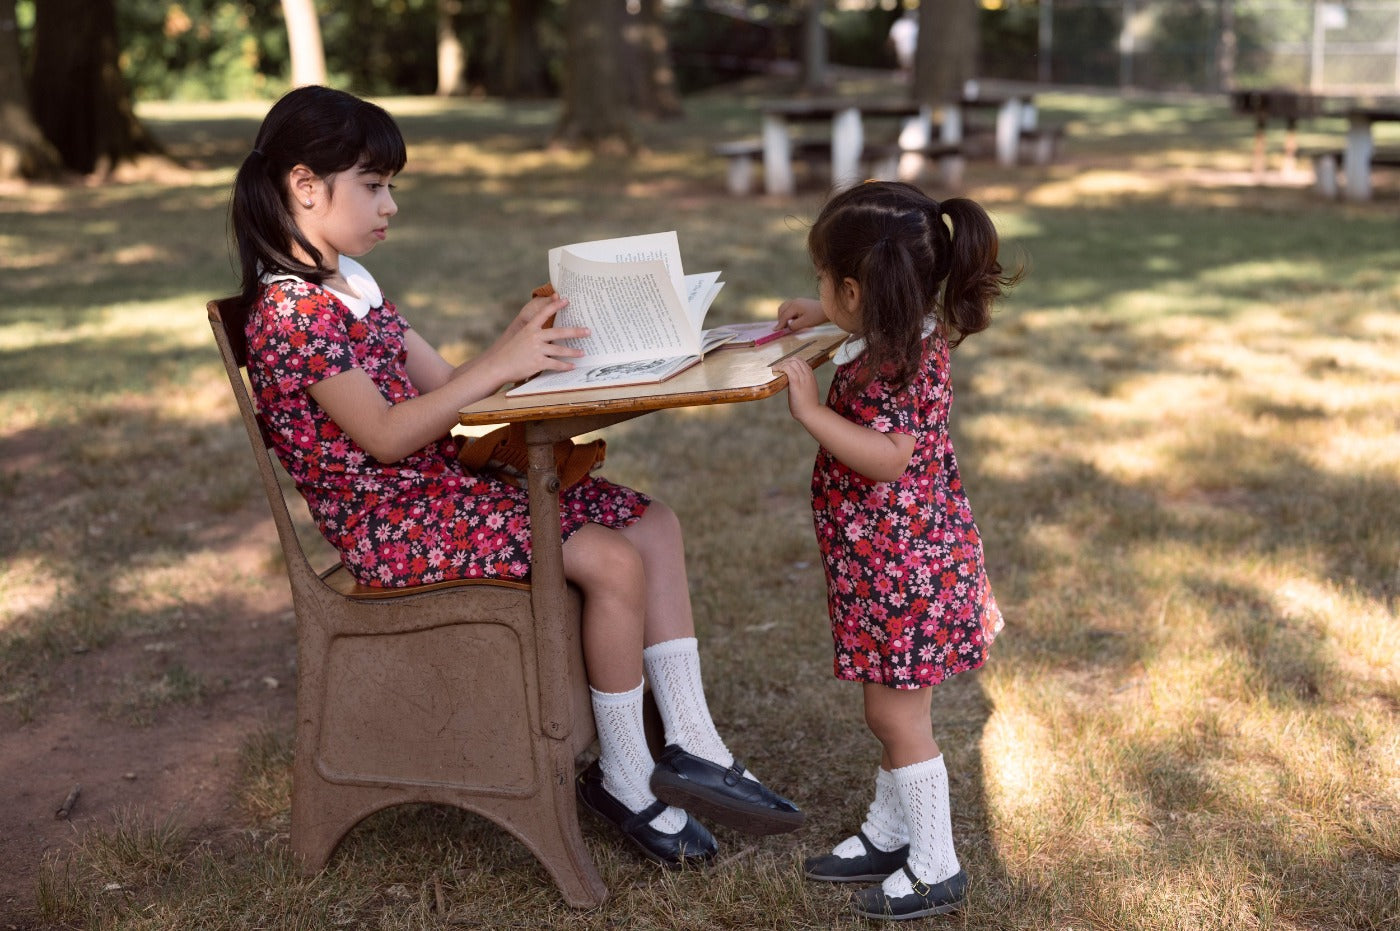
left=1, top=75, right=1397, bottom=929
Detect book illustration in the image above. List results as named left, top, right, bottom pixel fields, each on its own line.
left=507, top=231, right=734, bottom=396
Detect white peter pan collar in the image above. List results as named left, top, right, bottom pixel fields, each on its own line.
left=262, top=256, right=382, bottom=320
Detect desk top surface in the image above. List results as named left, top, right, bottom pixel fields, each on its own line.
left=459, top=327, right=847, bottom=425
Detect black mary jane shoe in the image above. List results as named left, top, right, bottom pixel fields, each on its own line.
left=803, top=831, right=910, bottom=883
left=576, top=761, right=717, bottom=868
left=850, top=866, right=968, bottom=921
left=649, top=745, right=805, bottom=836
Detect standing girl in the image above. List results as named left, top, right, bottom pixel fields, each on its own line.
left=772, top=181, right=1015, bottom=920
left=228, top=85, right=801, bottom=870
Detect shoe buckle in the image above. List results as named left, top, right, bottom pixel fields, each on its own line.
left=911, top=877, right=931, bottom=897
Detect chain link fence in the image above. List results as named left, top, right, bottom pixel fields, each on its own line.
left=980, top=0, right=1400, bottom=95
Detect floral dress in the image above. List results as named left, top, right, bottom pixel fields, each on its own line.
left=812, top=332, right=1002, bottom=689
left=245, top=271, right=649, bottom=588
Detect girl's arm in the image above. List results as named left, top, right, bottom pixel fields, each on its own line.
left=772, top=358, right=915, bottom=483
left=309, top=295, right=585, bottom=463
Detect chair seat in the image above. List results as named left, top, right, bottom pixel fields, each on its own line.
left=319, top=563, right=531, bottom=599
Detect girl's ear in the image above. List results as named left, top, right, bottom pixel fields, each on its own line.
left=840, top=276, right=861, bottom=313
left=288, top=164, right=319, bottom=208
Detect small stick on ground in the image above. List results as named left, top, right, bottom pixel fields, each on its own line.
left=55, top=784, right=82, bottom=820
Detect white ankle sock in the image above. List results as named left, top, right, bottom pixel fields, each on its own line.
left=590, top=683, right=687, bottom=834
left=881, top=755, right=960, bottom=897
left=643, top=637, right=757, bottom=782
left=832, top=767, right=908, bottom=858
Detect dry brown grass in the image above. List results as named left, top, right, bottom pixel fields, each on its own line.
left=2, top=79, right=1397, bottom=929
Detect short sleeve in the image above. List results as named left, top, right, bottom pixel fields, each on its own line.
left=839, top=361, right=922, bottom=437
left=248, top=279, right=357, bottom=393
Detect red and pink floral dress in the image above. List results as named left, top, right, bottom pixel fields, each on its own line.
left=812, top=332, right=1002, bottom=689
left=245, top=268, right=649, bottom=588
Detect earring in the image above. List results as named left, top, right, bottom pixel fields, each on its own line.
left=303, top=199, right=313, bottom=208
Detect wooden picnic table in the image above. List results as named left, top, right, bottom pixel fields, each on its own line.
left=756, top=92, right=1036, bottom=196
left=1342, top=105, right=1400, bottom=201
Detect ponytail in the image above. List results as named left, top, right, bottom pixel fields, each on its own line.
left=937, top=197, right=1021, bottom=347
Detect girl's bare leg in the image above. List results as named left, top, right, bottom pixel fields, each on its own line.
left=862, top=682, right=938, bottom=770
left=561, top=523, right=646, bottom=692
left=616, top=500, right=695, bottom=646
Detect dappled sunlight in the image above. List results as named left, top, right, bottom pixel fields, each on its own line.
left=0, top=558, right=57, bottom=634
left=5, top=87, right=1399, bottom=929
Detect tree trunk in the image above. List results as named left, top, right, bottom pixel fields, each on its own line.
left=1216, top=0, right=1236, bottom=92
left=28, top=0, right=161, bottom=176
left=502, top=0, right=550, bottom=97
left=437, top=0, right=467, bottom=95
left=0, top=0, right=62, bottom=179
left=624, top=0, right=682, bottom=118
left=280, top=0, right=327, bottom=87
left=801, top=0, right=830, bottom=94
left=555, top=0, right=633, bottom=150
left=914, top=0, right=977, bottom=104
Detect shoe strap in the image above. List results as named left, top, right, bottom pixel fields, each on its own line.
left=722, top=759, right=746, bottom=786
left=902, top=864, right=932, bottom=898
left=620, top=799, right=668, bottom=833
left=855, top=830, right=878, bottom=857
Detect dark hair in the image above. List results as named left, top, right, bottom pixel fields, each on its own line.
left=807, top=181, right=1019, bottom=390
left=226, top=85, right=406, bottom=338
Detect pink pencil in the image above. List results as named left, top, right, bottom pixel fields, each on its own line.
left=752, top=327, right=790, bottom=346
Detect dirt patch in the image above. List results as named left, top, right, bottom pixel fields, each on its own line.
left=0, top=514, right=298, bottom=927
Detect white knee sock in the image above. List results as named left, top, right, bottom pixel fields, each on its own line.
left=590, top=683, right=687, bottom=833
left=881, top=755, right=960, bottom=897
left=643, top=637, right=757, bottom=782
left=831, top=767, right=908, bottom=857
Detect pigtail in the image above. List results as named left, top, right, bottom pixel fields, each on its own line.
left=857, top=234, right=930, bottom=391
left=936, top=198, right=1020, bottom=347
left=229, top=146, right=328, bottom=311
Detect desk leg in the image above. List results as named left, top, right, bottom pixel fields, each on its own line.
left=525, top=425, right=573, bottom=741
left=762, top=113, right=794, bottom=197
left=1345, top=117, right=1373, bottom=201
left=832, top=106, right=864, bottom=190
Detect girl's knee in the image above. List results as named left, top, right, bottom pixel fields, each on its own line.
left=636, top=499, right=682, bottom=541
left=563, top=525, right=645, bottom=592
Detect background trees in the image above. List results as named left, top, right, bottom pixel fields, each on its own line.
left=0, top=0, right=944, bottom=178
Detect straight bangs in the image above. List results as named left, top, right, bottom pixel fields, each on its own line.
left=356, top=107, right=407, bottom=176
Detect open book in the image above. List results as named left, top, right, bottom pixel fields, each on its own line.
left=505, top=231, right=733, bottom=396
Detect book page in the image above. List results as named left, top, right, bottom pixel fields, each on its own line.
left=684, top=272, right=724, bottom=332
left=549, top=231, right=686, bottom=307
left=551, top=253, right=698, bottom=364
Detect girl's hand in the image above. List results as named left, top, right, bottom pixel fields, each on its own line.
left=502, top=293, right=562, bottom=340
left=773, top=357, right=822, bottom=422
left=478, top=295, right=588, bottom=386
left=776, top=298, right=826, bottom=333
